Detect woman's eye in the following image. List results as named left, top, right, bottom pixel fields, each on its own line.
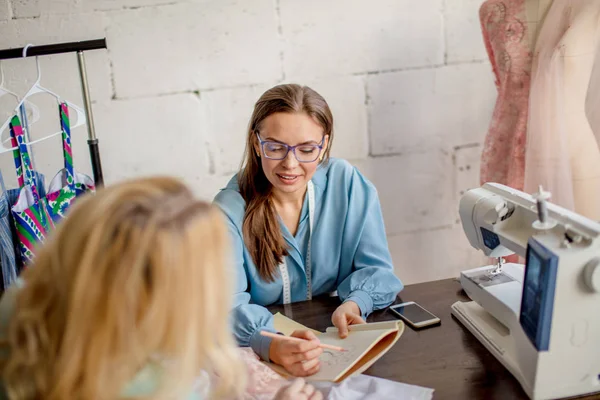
left=298, top=146, right=317, bottom=154
left=266, top=144, right=286, bottom=152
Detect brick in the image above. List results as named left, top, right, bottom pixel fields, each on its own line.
left=10, top=0, right=179, bottom=16
left=9, top=0, right=189, bottom=17
left=368, top=63, right=496, bottom=156
left=280, top=0, right=443, bottom=78
left=0, top=12, right=105, bottom=48
left=200, top=84, right=273, bottom=175
left=10, top=0, right=39, bottom=18
left=85, top=0, right=187, bottom=11
left=368, top=152, right=456, bottom=236
left=106, top=1, right=281, bottom=98
left=93, top=94, right=212, bottom=187
left=0, top=0, right=10, bottom=20
left=0, top=13, right=111, bottom=102
left=388, top=226, right=488, bottom=285
left=444, top=0, right=488, bottom=63
left=296, top=76, right=368, bottom=160
left=11, top=0, right=85, bottom=18
left=454, top=144, right=482, bottom=222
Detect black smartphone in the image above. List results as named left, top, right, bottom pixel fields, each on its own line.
left=389, top=301, right=441, bottom=329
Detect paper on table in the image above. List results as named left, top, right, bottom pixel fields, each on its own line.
left=313, top=374, right=435, bottom=400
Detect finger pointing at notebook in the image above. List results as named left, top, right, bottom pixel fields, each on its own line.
left=332, top=301, right=366, bottom=338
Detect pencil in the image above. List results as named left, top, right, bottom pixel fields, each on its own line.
left=260, top=331, right=346, bottom=352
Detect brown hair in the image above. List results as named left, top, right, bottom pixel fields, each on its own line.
left=1, top=177, right=245, bottom=400
left=238, top=84, right=334, bottom=282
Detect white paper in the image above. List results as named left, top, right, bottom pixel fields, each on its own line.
left=313, top=374, right=434, bottom=400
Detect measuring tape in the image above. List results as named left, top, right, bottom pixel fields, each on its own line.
left=278, top=180, right=315, bottom=304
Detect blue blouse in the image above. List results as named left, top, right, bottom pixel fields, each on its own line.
left=213, top=158, right=403, bottom=361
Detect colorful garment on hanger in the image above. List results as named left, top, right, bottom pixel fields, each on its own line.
left=479, top=0, right=532, bottom=190
left=46, top=103, right=94, bottom=222
left=9, top=115, right=53, bottom=265
left=7, top=172, right=46, bottom=274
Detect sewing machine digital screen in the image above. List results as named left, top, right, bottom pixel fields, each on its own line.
left=519, top=238, right=558, bottom=351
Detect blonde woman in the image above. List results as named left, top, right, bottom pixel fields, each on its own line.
left=0, top=177, right=321, bottom=400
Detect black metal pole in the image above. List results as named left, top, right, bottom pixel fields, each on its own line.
left=76, top=50, right=104, bottom=187
left=0, top=39, right=106, bottom=60
left=87, top=139, right=104, bottom=187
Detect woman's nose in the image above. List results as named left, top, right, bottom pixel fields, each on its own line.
left=281, top=149, right=299, bottom=168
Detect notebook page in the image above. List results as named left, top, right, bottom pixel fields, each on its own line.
left=307, top=327, right=398, bottom=381
left=273, top=312, right=322, bottom=336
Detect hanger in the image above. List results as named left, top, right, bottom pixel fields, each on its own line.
left=0, top=62, right=19, bottom=103
left=0, top=61, right=41, bottom=142
left=0, top=44, right=87, bottom=154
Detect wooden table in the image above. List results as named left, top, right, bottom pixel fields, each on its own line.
left=268, top=278, right=600, bottom=400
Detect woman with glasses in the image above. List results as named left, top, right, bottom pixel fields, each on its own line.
left=213, top=84, right=403, bottom=378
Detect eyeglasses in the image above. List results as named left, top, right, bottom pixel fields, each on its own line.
left=256, top=133, right=326, bottom=163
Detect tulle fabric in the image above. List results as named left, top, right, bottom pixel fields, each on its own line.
left=523, top=0, right=575, bottom=209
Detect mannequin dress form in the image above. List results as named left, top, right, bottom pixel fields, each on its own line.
left=480, top=0, right=600, bottom=220
left=524, top=0, right=600, bottom=220
left=479, top=0, right=532, bottom=192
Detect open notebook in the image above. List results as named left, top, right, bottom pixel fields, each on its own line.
left=268, top=313, right=404, bottom=382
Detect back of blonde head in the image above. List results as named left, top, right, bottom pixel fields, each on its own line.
left=1, top=177, right=245, bottom=400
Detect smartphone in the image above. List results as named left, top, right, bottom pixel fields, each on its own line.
left=389, top=301, right=441, bottom=329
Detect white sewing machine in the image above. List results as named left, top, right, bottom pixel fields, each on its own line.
left=451, top=183, right=600, bottom=400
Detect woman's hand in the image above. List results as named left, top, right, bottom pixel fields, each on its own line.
left=275, top=378, right=323, bottom=400
left=269, top=330, right=323, bottom=377
left=331, top=301, right=366, bottom=338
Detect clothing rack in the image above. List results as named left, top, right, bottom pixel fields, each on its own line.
left=0, top=39, right=107, bottom=186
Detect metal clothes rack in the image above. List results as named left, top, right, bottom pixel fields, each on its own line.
left=0, top=39, right=107, bottom=186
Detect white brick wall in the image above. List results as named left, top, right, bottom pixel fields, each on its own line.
left=0, top=0, right=10, bottom=20
left=368, top=62, right=496, bottom=155
left=86, top=0, right=190, bottom=12
left=369, top=152, right=456, bottom=235
left=200, top=84, right=273, bottom=175
left=106, top=1, right=281, bottom=98
left=444, top=0, right=489, bottom=63
left=388, top=225, right=488, bottom=284
left=93, top=93, right=211, bottom=183
left=280, top=0, right=444, bottom=79
left=0, top=0, right=495, bottom=285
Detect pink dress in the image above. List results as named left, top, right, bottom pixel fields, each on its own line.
left=479, top=0, right=532, bottom=190
left=238, top=347, right=288, bottom=400
left=200, top=348, right=288, bottom=399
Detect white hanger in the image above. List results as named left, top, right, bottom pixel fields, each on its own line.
left=0, top=61, right=41, bottom=139
left=0, top=62, right=19, bottom=103
left=0, top=44, right=87, bottom=154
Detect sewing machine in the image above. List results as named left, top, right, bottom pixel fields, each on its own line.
left=451, top=183, right=600, bottom=400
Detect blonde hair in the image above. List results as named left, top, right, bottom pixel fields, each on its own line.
left=1, top=177, right=246, bottom=399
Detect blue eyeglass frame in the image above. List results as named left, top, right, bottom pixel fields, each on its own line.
left=255, top=132, right=326, bottom=163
